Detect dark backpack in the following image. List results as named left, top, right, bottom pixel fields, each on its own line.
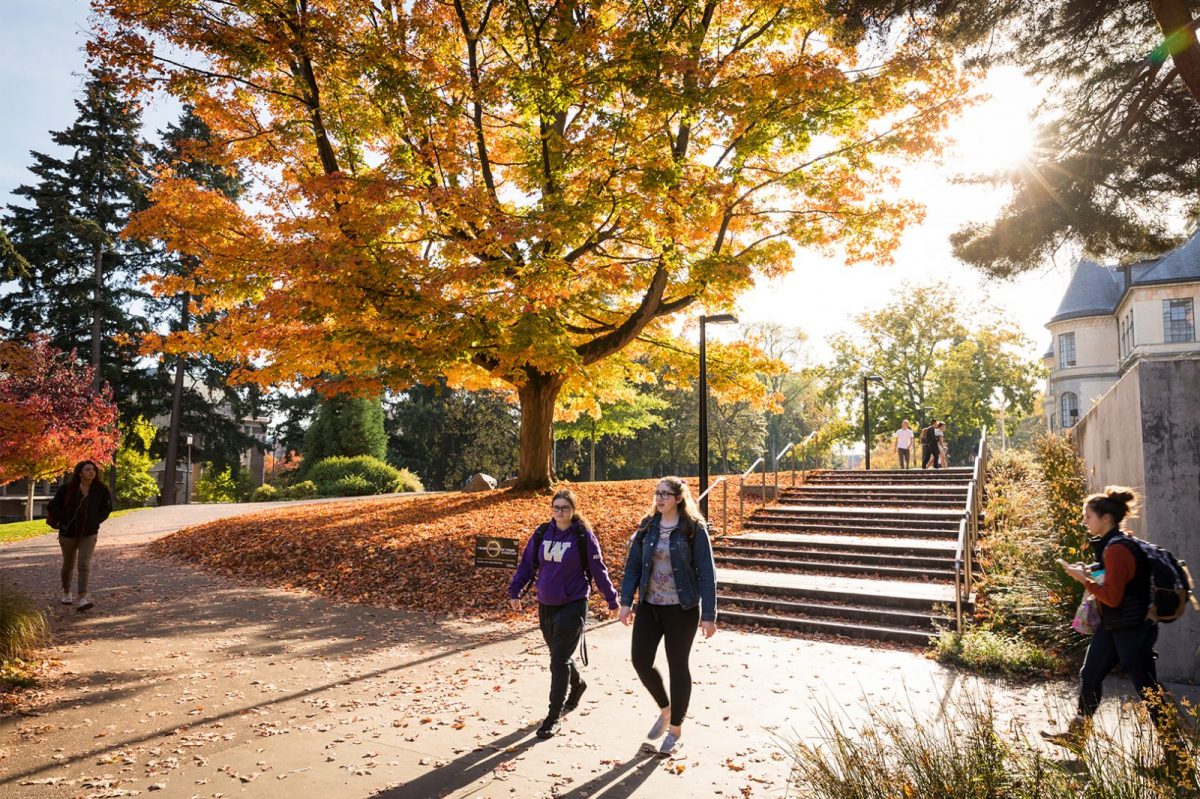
left=1115, top=536, right=1196, bottom=623
left=921, top=426, right=937, bottom=447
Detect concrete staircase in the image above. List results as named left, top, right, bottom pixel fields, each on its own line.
left=715, top=468, right=976, bottom=645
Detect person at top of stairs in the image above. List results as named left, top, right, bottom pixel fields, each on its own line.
left=920, top=420, right=941, bottom=469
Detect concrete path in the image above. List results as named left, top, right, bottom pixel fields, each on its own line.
left=0, top=500, right=1189, bottom=798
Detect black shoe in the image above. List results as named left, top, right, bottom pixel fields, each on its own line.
left=563, top=680, right=587, bottom=713
left=535, top=715, right=561, bottom=739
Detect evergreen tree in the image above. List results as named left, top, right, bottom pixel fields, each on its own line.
left=152, top=106, right=255, bottom=502
left=2, top=67, right=158, bottom=417
left=303, top=394, right=388, bottom=466
left=386, top=383, right=519, bottom=490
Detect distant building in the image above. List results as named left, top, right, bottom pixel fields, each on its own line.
left=1044, top=230, right=1200, bottom=430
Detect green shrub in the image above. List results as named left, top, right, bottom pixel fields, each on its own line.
left=283, top=480, right=318, bottom=500
left=955, top=436, right=1090, bottom=663
left=115, top=416, right=161, bottom=508
left=251, top=484, right=280, bottom=502
left=0, top=582, right=48, bottom=663
left=196, top=465, right=240, bottom=503
left=307, top=455, right=422, bottom=496
left=326, top=474, right=375, bottom=497
left=931, top=627, right=1060, bottom=678
left=393, top=468, right=424, bottom=493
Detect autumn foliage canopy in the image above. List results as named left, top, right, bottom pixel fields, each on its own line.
left=94, top=0, right=971, bottom=487
left=0, top=336, right=120, bottom=489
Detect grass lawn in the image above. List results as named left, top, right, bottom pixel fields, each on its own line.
left=0, top=509, right=137, bottom=546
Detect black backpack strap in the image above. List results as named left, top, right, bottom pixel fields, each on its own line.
left=576, top=525, right=594, bottom=586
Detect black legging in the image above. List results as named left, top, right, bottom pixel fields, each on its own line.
left=538, top=598, right=586, bottom=717
left=1079, top=621, right=1166, bottom=727
left=630, top=601, right=700, bottom=726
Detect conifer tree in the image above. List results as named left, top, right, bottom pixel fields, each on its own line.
left=302, top=395, right=388, bottom=467
left=2, top=67, right=157, bottom=417
left=153, top=106, right=255, bottom=503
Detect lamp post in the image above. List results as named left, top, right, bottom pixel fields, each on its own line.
left=862, top=375, right=883, bottom=470
left=185, top=434, right=193, bottom=504
left=699, top=313, right=738, bottom=516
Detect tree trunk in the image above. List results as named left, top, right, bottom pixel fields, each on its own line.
left=161, top=292, right=190, bottom=505
left=1149, top=0, right=1200, bottom=104
left=514, top=370, right=565, bottom=490
left=588, top=424, right=597, bottom=482
left=25, top=480, right=34, bottom=522
left=91, top=241, right=103, bottom=392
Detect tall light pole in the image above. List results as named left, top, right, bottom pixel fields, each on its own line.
left=699, top=313, right=738, bottom=516
left=862, top=375, right=883, bottom=470
left=185, top=434, right=193, bottom=504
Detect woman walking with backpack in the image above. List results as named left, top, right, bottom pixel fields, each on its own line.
left=1043, top=487, right=1180, bottom=754
left=47, top=460, right=112, bottom=611
left=618, top=477, right=717, bottom=758
left=508, top=488, right=619, bottom=740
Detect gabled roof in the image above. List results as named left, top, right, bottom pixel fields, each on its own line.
left=1049, top=230, right=1200, bottom=327
left=1050, top=260, right=1122, bottom=324
left=1137, top=228, right=1200, bottom=284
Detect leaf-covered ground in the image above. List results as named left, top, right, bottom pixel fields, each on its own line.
left=150, top=478, right=746, bottom=619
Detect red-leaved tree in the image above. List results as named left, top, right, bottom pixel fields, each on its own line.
left=0, top=336, right=119, bottom=520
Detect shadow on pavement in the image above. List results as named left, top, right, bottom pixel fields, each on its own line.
left=368, top=727, right=539, bottom=798
left=552, top=747, right=660, bottom=799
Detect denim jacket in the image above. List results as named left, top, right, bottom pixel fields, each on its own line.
left=619, top=515, right=717, bottom=622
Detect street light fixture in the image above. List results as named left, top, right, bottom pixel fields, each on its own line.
left=862, top=375, right=883, bottom=470
left=699, top=313, right=738, bottom=516
left=185, top=434, right=193, bottom=504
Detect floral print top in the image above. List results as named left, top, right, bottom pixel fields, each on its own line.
left=646, top=525, right=680, bottom=605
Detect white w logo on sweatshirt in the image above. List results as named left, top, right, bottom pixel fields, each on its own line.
left=542, top=540, right=572, bottom=563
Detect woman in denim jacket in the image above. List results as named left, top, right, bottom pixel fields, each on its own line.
left=618, top=476, right=717, bottom=757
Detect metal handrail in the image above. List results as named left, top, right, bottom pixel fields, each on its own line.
left=697, top=476, right=729, bottom=536
left=773, top=441, right=795, bottom=496
left=953, top=426, right=988, bottom=632
left=738, top=456, right=768, bottom=523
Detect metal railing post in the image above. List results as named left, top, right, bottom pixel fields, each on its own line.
left=761, top=451, right=767, bottom=504
left=722, top=476, right=728, bottom=534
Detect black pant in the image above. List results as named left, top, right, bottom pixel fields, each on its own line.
left=630, top=601, right=700, bottom=726
left=897, top=447, right=910, bottom=469
left=538, top=598, right=586, bottom=717
left=922, top=446, right=940, bottom=469
left=1079, top=621, right=1166, bottom=727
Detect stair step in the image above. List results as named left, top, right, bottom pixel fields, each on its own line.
left=719, top=609, right=935, bottom=646
left=761, top=504, right=964, bottom=519
left=717, top=569, right=966, bottom=611
left=729, top=532, right=958, bottom=556
left=784, top=484, right=968, bottom=493
left=714, top=553, right=955, bottom=581
left=778, top=498, right=965, bottom=508
left=744, top=519, right=959, bottom=539
left=717, top=593, right=954, bottom=631
left=714, top=543, right=955, bottom=570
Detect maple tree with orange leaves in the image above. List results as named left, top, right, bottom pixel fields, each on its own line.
left=94, top=0, right=971, bottom=488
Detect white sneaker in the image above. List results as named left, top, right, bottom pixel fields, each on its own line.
left=61, top=592, right=73, bottom=605
left=76, top=596, right=94, bottom=612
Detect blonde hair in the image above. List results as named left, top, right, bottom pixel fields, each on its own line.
left=644, top=476, right=705, bottom=537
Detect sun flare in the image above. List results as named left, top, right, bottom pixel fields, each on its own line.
left=949, top=67, right=1042, bottom=174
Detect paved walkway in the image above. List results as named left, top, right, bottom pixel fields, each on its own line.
left=0, top=500, right=1188, bottom=798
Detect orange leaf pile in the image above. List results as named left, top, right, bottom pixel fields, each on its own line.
left=151, top=479, right=743, bottom=617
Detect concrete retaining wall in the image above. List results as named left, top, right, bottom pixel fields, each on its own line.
left=1074, top=360, right=1200, bottom=680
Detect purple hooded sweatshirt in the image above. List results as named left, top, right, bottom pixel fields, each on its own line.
left=508, top=519, right=619, bottom=608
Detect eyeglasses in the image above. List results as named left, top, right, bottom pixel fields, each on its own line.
left=653, top=491, right=678, bottom=499
left=551, top=504, right=573, bottom=512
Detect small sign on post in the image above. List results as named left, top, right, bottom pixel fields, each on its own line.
left=474, top=536, right=520, bottom=569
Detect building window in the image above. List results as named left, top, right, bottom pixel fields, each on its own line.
left=1119, top=310, right=1135, bottom=359
left=1163, top=298, right=1195, bottom=343
left=1058, top=332, right=1076, bottom=369
left=1060, top=392, right=1079, bottom=428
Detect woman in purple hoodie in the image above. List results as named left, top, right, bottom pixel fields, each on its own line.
left=508, top=488, right=619, bottom=739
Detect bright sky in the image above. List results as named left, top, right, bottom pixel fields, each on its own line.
left=1, top=3, right=1071, bottom=361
